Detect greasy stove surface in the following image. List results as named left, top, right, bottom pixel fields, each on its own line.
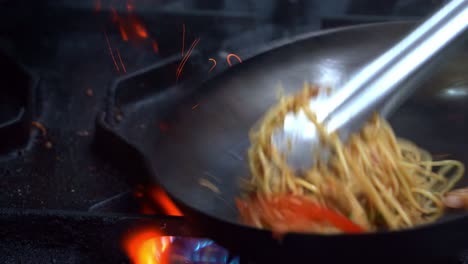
left=0, top=2, right=230, bottom=210
left=0, top=28, right=134, bottom=210
left=0, top=0, right=280, bottom=211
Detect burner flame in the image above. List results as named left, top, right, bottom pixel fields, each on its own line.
left=123, top=228, right=173, bottom=264
left=124, top=187, right=239, bottom=264
left=123, top=229, right=239, bottom=264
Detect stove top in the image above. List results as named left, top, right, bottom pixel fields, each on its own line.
left=0, top=0, right=461, bottom=263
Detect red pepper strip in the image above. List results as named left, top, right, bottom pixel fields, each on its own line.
left=236, top=194, right=365, bottom=234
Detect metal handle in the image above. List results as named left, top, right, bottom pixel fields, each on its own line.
left=322, top=0, right=468, bottom=137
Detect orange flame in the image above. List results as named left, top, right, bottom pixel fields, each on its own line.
left=150, top=188, right=183, bottom=216
left=226, top=53, right=242, bottom=67
left=123, top=228, right=173, bottom=264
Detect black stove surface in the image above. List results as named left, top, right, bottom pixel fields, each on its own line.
left=0, top=0, right=273, bottom=211
left=0, top=0, right=460, bottom=263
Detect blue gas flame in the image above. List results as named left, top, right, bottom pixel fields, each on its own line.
left=161, top=236, right=239, bottom=264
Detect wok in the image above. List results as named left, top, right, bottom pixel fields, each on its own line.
left=150, top=22, right=468, bottom=263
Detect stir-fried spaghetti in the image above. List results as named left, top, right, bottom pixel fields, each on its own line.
left=236, top=84, right=465, bottom=235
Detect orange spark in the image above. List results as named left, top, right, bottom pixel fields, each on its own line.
left=31, top=121, right=47, bottom=137
left=86, top=88, right=94, bottom=97
left=115, top=48, right=127, bottom=73
left=127, top=2, right=135, bottom=12
left=176, top=38, right=200, bottom=82
left=94, top=0, right=101, bottom=12
left=181, top=23, right=186, bottom=57
left=208, top=58, right=217, bottom=72
left=150, top=187, right=183, bottom=216
left=226, top=53, right=242, bottom=67
left=119, top=25, right=129, bottom=42
left=123, top=228, right=172, bottom=264
left=152, top=40, right=159, bottom=54
left=104, top=31, right=120, bottom=72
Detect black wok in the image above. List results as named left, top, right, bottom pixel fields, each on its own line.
left=150, top=22, right=468, bottom=263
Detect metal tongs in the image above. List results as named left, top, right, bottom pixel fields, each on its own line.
left=272, top=0, right=468, bottom=171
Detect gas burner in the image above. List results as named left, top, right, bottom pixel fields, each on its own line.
left=0, top=51, right=39, bottom=158
left=0, top=208, right=196, bottom=263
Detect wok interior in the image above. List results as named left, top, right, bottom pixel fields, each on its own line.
left=153, top=22, right=468, bottom=228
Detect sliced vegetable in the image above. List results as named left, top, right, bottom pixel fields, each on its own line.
left=236, top=194, right=365, bottom=235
